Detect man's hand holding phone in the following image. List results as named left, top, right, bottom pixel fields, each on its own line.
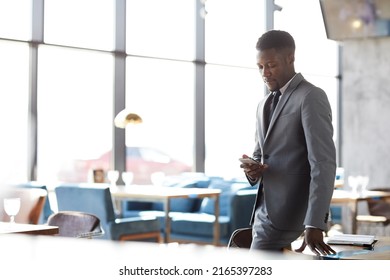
left=239, top=154, right=268, bottom=183
left=239, top=157, right=259, bottom=165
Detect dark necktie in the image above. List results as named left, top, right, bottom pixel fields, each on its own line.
left=264, top=90, right=281, bottom=132
left=270, top=90, right=281, bottom=117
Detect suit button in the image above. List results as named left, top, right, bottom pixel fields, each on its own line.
left=263, top=154, right=269, bottom=159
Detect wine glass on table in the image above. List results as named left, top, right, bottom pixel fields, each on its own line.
left=150, top=171, right=165, bottom=186
left=348, top=176, right=359, bottom=196
left=122, top=171, right=134, bottom=187
left=3, top=197, right=21, bottom=223
left=107, top=170, right=120, bottom=187
left=359, top=176, right=370, bottom=195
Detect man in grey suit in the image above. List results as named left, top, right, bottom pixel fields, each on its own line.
left=240, top=30, right=336, bottom=255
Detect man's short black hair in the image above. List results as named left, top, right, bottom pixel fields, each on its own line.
left=256, top=30, right=295, bottom=51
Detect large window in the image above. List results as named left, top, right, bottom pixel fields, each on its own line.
left=0, top=0, right=32, bottom=41
left=274, top=0, right=340, bottom=151
left=37, top=46, right=113, bottom=185
left=44, top=0, right=115, bottom=50
left=0, top=0, right=340, bottom=187
left=125, top=57, right=194, bottom=184
left=204, top=0, right=266, bottom=178
left=205, top=0, right=265, bottom=67
left=126, top=0, right=195, bottom=60
left=0, top=40, right=29, bottom=184
left=205, top=0, right=340, bottom=178
left=205, top=65, right=262, bottom=177
left=125, top=0, right=196, bottom=184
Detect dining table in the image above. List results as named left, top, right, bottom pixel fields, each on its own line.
left=110, top=184, right=221, bottom=245
left=331, top=189, right=390, bottom=234
left=0, top=221, right=59, bottom=235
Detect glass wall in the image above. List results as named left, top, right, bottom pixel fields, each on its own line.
left=125, top=57, right=194, bottom=184
left=44, top=0, right=115, bottom=50
left=0, top=0, right=339, bottom=187
left=0, top=0, right=32, bottom=41
left=126, top=0, right=195, bottom=60
left=37, top=46, right=113, bottom=184
left=125, top=0, right=195, bottom=184
left=0, top=40, right=29, bottom=184
left=204, top=0, right=266, bottom=178
left=274, top=0, right=340, bottom=146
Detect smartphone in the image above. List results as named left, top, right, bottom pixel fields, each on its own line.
left=238, top=157, right=259, bottom=164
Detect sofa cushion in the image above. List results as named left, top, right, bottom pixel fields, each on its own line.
left=162, top=175, right=211, bottom=189
left=121, top=178, right=208, bottom=216
left=124, top=201, right=153, bottom=211
left=170, top=213, right=230, bottom=238
left=152, top=180, right=200, bottom=212
left=199, top=181, right=250, bottom=216
left=151, top=197, right=196, bottom=213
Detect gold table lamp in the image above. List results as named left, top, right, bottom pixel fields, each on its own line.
left=114, top=109, right=142, bottom=128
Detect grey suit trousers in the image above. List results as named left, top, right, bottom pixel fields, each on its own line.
left=250, top=194, right=303, bottom=250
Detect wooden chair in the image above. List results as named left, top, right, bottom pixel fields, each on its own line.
left=0, top=187, right=47, bottom=224
left=227, top=227, right=252, bottom=249
left=16, top=182, right=54, bottom=223
left=47, top=211, right=104, bottom=238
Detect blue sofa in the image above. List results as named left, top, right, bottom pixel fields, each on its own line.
left=121, top=176, right=257, bottom=245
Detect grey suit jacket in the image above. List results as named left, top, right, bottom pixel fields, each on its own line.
left=250, top=73, right=336, bottom=232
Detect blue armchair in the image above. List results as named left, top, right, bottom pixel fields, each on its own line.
left=54, top=184, right=162, bottom=242
left=168, top=181, right=256, bottom=245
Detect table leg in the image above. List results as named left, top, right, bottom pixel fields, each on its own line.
left=349, top=201, right=358, bottom=234
left=113, top=198, right=122, bottom=216
left=345, top=201, right=358, bottom=234
left=164, top=198, right=171, bottom=243
left=213, top=195, right=220, bottom=246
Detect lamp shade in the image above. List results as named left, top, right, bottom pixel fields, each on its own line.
left=114, top=110, right=142, bottom=128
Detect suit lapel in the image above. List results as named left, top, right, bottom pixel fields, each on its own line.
left=263, top=73, right=304, bottom=142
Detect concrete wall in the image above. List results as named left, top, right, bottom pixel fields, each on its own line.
left=342, top=37, right=390, bottom=189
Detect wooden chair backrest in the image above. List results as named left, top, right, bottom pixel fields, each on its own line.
left=0, top=187, right=47, bottom=224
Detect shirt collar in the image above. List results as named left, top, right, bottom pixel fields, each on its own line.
left=278, top=73, right=297, bottom=95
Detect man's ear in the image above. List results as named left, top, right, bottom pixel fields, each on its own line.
left=287, top=52, right=295, bottom=65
